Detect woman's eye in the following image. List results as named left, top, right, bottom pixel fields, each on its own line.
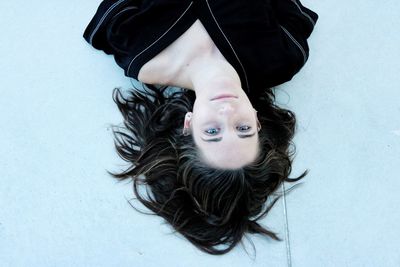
left=237, top=125, right=251, bottom=132
left=205, top=128, right=220, bottom=135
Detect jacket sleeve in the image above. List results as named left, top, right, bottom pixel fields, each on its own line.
left=267, top=0, right=318, bottom=67
left=82, top=0, right=142, bottom=55
left=271, top=0, right=319, bottom=39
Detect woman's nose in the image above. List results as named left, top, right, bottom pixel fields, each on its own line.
left=218, top=104, right=234, bottom=116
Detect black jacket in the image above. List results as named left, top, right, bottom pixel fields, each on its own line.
left=83, top=0, right=318, bottom=96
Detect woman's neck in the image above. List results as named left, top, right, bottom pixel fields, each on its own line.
left=184, top=54, right=243, bottom=100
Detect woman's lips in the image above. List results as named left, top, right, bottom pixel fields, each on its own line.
left=210, top=94, right=238, bottom=101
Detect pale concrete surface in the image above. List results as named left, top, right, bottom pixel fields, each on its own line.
left=275, top=0, right=400, bottom=266
left=0, top=0, right=399, bottom=266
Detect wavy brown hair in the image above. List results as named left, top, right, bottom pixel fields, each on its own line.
left=107, top=83, right=307, bottom=255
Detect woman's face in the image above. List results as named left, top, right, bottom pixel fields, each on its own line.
left=187, top=91, right=260, bottom=169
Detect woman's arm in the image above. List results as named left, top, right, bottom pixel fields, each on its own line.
left=272, top=0, right=318, bottom=38
left=267, top=0, right=319, bottom=66
left=83, top=0, right=142, bottom=55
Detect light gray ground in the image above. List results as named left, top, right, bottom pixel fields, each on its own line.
left=1, top=0, right=399, bottom=266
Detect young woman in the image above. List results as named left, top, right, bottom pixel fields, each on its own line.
left=83, top=0, right=318, bottom=255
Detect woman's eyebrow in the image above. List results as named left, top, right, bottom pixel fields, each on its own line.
left=201, top=132, right=256, bottom=142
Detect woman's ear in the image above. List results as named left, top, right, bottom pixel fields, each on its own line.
left=182, top=112, right=193, bottom=136
left=257, top=119, right=261, bottom=132
left=254, top=109, right=261, bottom=132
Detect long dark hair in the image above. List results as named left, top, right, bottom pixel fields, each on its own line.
left=107, top=83, right=307, bottom=255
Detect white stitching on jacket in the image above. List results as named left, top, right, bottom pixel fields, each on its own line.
left=280, top=25, right=307, bottom=64
left=290, top=0, right=316, bottom=27
left=113, top=6, right=139, bottom=20
left=205, top=0, right=250, bottom=92
left=127, top=2, right=194, bottom=77
left=89, top=0, right=128, bottom=45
